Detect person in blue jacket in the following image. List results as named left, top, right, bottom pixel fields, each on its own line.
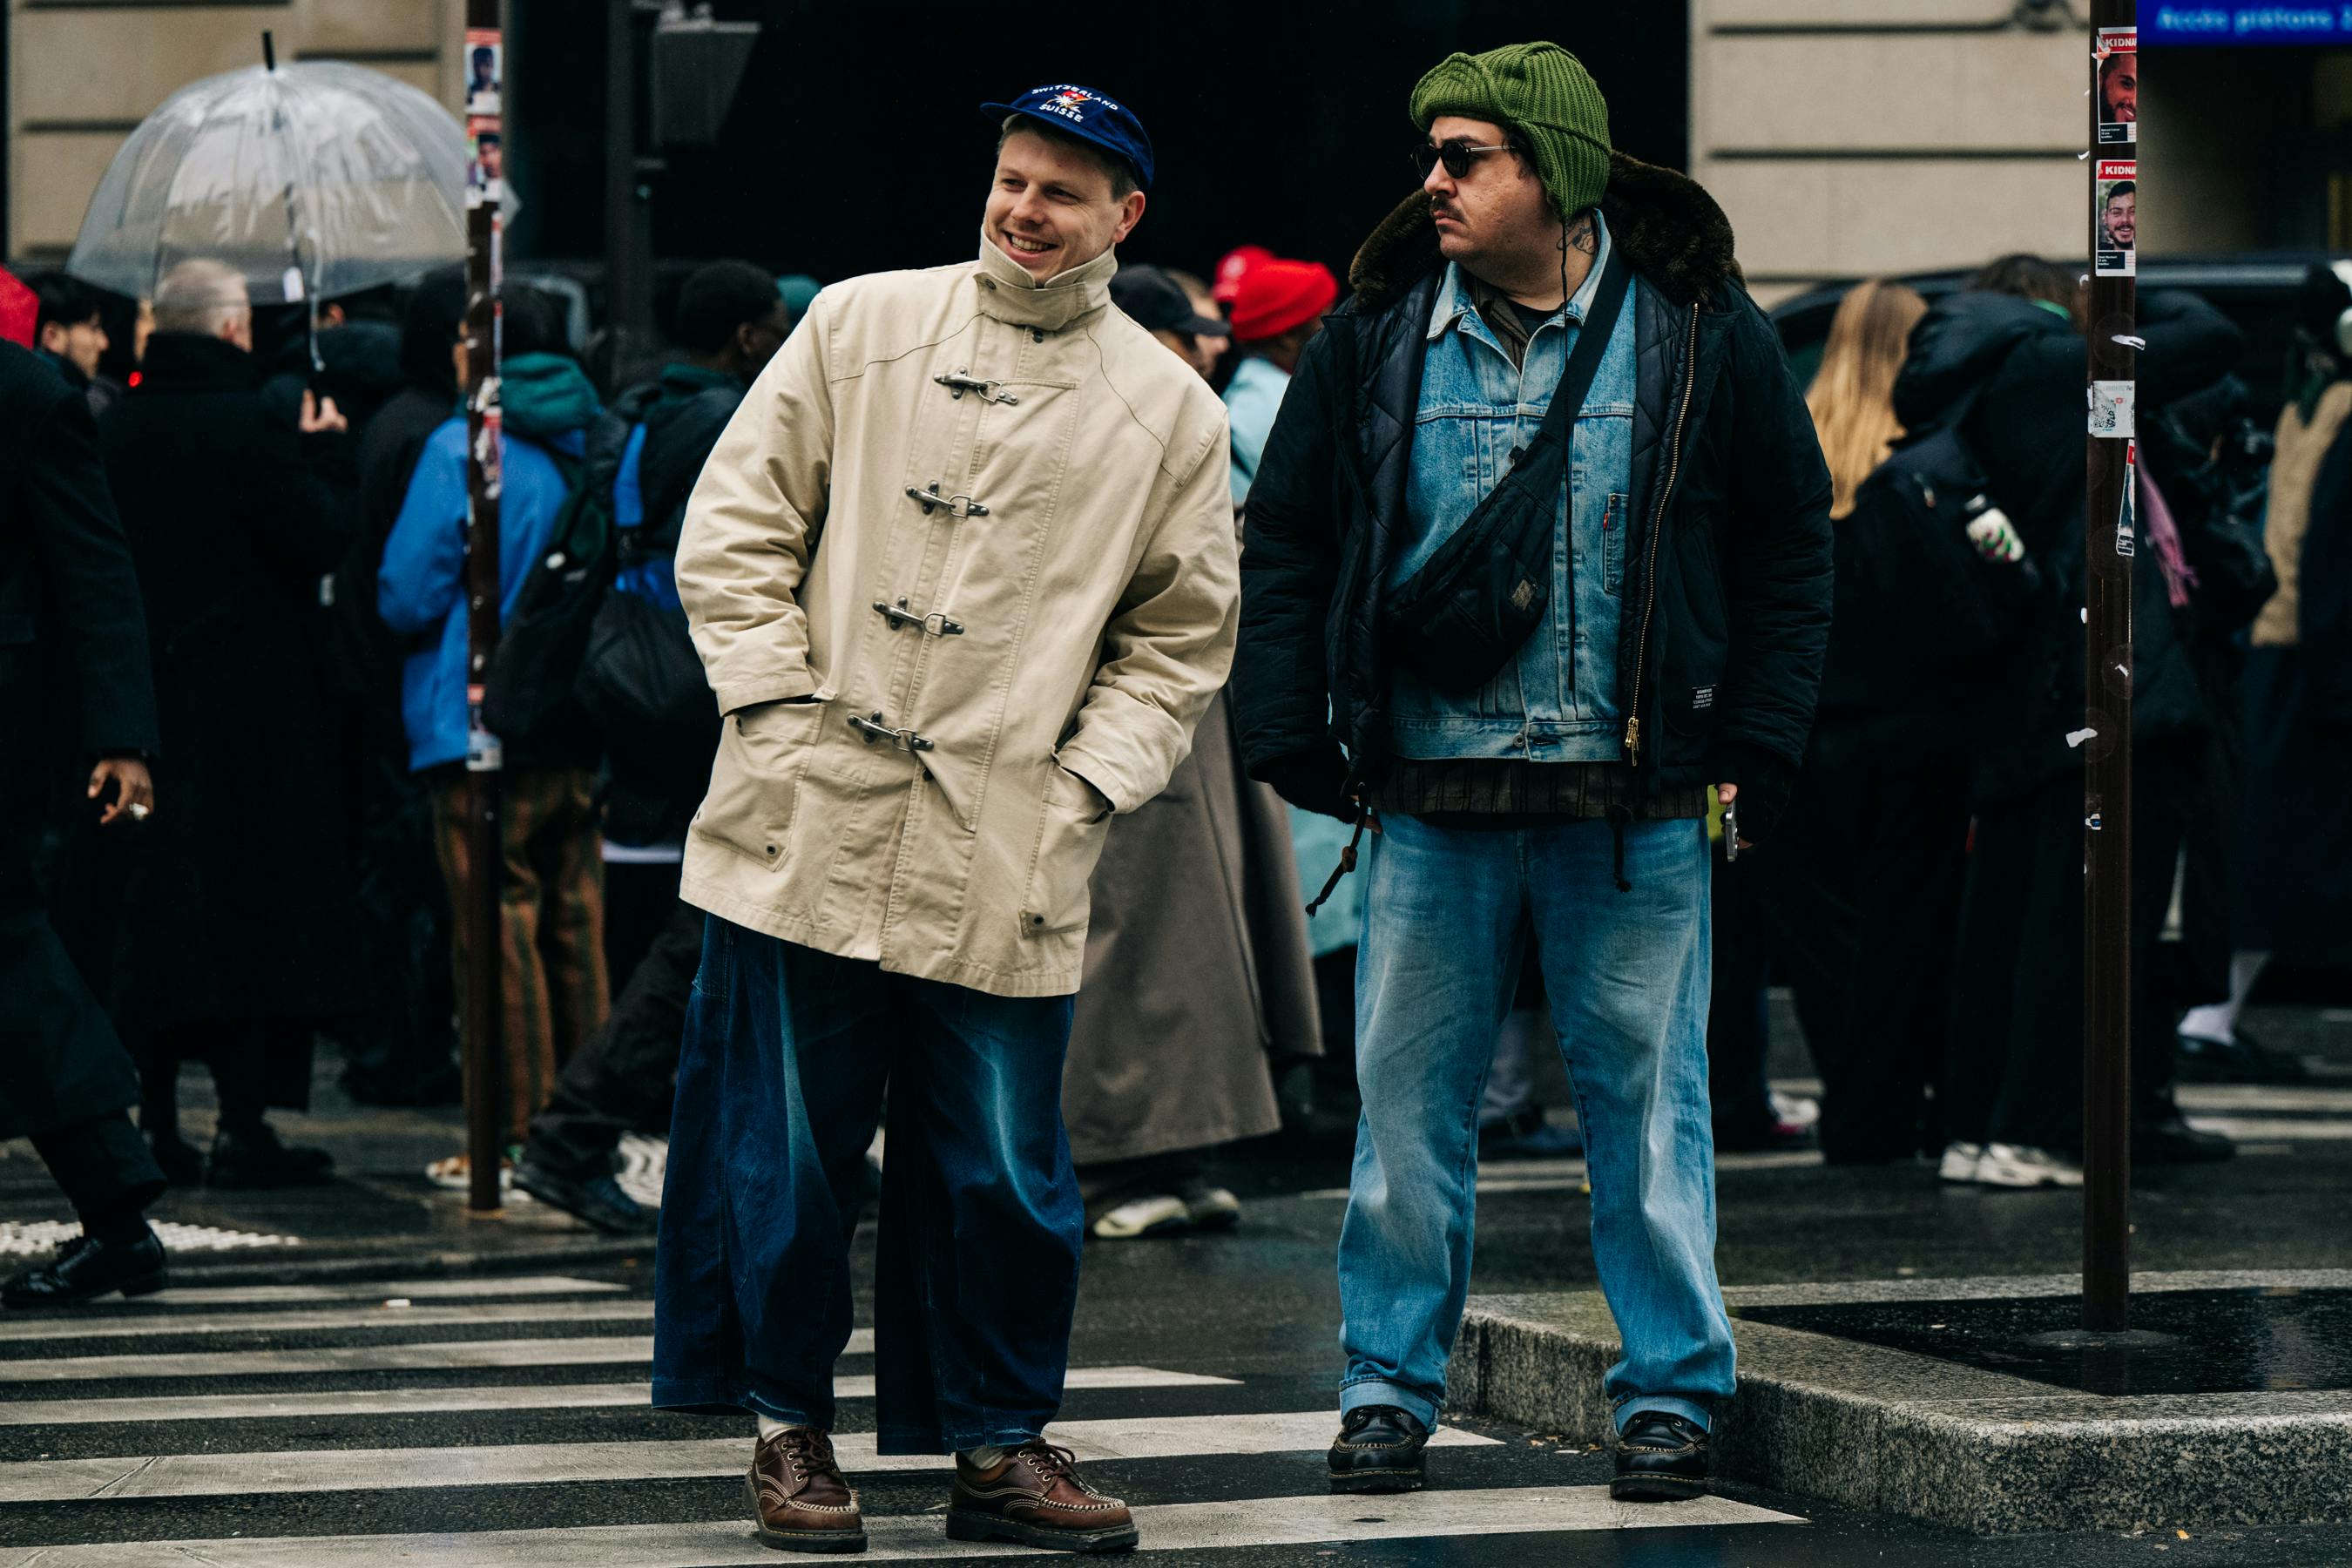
left=377, top=287, right=610, bottom=1191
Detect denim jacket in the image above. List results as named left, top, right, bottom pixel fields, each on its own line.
left=1386, top=216, right=1635, bottom=762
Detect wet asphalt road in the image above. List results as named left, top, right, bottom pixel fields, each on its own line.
left=1, top=1003, right=2349, bottom=1563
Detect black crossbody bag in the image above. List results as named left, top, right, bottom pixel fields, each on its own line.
left=1380, top=247, right=1632, bottom=693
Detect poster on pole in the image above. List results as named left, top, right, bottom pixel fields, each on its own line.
left=2095, top=159, right=2136, bottom=277
left=465, top=27, right=503, bottom=117
left=2097, top=27, right=2136, bottom=145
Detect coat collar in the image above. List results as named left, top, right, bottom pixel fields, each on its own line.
left=973, top=232, right=1118, bottom=332
left=136, top=331, right=258, bottom=394
left=1347, top=152, right=1740, bottom=318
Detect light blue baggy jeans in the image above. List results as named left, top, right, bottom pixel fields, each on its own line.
left=1336, top=811, right=1736, bottom=1433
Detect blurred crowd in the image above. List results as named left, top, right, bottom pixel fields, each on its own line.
left=3, top=226, right=2343, bottom=1249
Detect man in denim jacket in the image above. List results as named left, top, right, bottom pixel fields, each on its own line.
left=1234, top=43, right=1833, bottom=1502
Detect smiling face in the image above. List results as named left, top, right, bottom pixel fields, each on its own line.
left=2104, top=188, right=2136, bottom=247
left=983, top=125, right=1146, bottom=282
left=1421, top=114, right=1556, bottom=287
left=2103, top=53, right=2137, bottom=122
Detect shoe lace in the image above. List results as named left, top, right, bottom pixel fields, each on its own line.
left=1014, top=1441, right=1085, bottom=1488
left=774, top=1426, right=837, bottom=1478
left=1342, top=1404, right=1409, bottom=1436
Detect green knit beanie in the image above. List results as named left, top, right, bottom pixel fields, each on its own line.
left=1409, top=42, right=1612, bottom=220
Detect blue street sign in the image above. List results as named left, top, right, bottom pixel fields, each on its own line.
left=2146, top=4, right=2352, bottom=44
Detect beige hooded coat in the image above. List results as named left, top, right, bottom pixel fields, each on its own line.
left=672, top=236, right=1240, bottom=997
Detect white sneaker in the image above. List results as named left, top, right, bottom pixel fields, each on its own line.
left=1090, top=1193, right=1190, bottom=1240
left=1975, top=1143, right=2084, bottom=1189
left=1936, top=1141, right=1984, bottom=1183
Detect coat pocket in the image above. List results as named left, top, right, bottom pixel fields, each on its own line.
left=693, top=695, right=829, bottom=869
left=1017, top=764, right=1112, bottom=938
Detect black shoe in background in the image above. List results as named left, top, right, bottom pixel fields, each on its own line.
left=516, top=1156, right=657, bottom=1235
left=149, top=1131, right=205, bottom=1186
left=2, top=1231, right=166, bottom=1308
left=1611, top=1410, right=1710, bottom=1501
left=2176, top=1031, right=2310, bottom=1085
left=2133, top=1109, right=2237, bottom=1164
left=1328, top=1404, right=1429, bottom=1493
left=1712, top=1112, right=1815, bottom=1154
left=206, top=1123, right=335, bottom=1188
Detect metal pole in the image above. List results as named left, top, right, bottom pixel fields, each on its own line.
left=2083, top=0, right=2138, bottom=1331
left=462, top=0, right=507, bottom=1216
left=605, top=0, right=652, bottom=370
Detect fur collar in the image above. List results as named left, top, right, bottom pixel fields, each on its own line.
left=1346, top=151, right=1741, bottom=315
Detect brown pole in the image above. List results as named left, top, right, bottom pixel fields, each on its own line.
left=2083, top=0, right=2138, bottom=1331
left=461, top=0, right=506, bottom=1215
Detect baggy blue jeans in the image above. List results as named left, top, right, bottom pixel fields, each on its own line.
left=1338, top=812, right=1736, bottom=1433
left=652, top=916, right=1082, bottom=1453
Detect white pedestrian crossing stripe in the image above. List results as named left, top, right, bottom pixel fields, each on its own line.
left=0, top=1335, right=658, bottom=1382
left=0, top=1287, right=1808, bottom=1562
left=0, top=1413, right=1498, bottom=1504
left=0, top=1219, right=301, bottom=1257
left=137, top=1274, right=627, bottom=1306
left=0, top=1489, right=1801, bottom=1565
left=0, top=1366, right=1236, bottom=1426
left=0, top=1296, right=659, bottom=1342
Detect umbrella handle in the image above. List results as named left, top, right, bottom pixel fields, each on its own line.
left=262, top=30, right=276, bottom=71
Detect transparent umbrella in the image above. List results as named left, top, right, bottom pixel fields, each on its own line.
left=65, top=52, right=468, bottom=312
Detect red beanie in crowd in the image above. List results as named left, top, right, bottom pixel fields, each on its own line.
left=1213, top=244, right=1274, bottom=305
left=0, top=268, right=36, bottom=348
left=1229, top=259, right=1339, bottom=344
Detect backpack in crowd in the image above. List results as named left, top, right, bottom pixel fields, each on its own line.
left=481, top=447, right=616, bottom=760
left=1827, top=406, right=2041, bottom=712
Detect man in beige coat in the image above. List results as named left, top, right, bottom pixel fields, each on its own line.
left=652, top=84, right=1238, bottom=1556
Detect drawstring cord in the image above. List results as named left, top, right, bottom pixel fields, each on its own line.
left=1606, top=803, right=1632, bottom=894
left=1305, top=800, right=1380, bottom=917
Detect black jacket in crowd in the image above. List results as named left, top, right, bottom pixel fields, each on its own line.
left=1891, top=290, right=2242, bottom=802
left=0, top=340, right=157, bottom=1141
left=1233, top=153, right=1835, bottom=838
left=582, top=362, right=743, bottom=848
left=95, top=332, right=363, bottom=1045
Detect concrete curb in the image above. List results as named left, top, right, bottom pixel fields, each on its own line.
left=1453, top=1272, right=2352, bottom=1534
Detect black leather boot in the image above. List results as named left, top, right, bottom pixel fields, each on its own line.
left=1327, top=1405, right=1429, bottom=1493
left=207, top=1121, right=334, bottom=1187
left=3, top=1231, right=166, bottom=1308
left=1611, top=1410, right=1710, bottom=1501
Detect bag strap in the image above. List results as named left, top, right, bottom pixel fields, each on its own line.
left=1513, top=244, right=1632, bottom=467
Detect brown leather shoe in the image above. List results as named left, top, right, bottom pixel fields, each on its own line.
left=945, top=1441, right=1139, bottom=1553
left=745, top=1426, right=866, bottom=1553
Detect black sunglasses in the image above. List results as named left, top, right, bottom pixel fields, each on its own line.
left=1409, top=137, right=1514, bottom=182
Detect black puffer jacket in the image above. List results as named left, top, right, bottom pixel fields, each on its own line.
left=1233, top=153, right=1834, bottom=838
left=1891, top=290, right=2241, bottom=801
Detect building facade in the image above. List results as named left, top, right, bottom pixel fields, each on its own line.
left=1692, top=0, right=2352, bottom=305
left=4, top=0, right=470, bottom=263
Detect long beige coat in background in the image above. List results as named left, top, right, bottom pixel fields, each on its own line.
left=672, top=237, right=1240, bottom=997
left=1062, top=691, right=1322, bottom=1166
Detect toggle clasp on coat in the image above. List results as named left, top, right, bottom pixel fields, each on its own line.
left=848, top=712, right=935, bottom=753
left=933, top=368, right=1019, bottom=405
left=873, top=596, right=965, bottom=637
left=905, top=481, right=990, bottom=518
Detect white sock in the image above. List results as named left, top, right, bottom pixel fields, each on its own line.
left=756, top=1414, right=793, bottom=1440
left=961, top=1444, right=1012, bottom=1470
left=2180, top=950, right=2269, bottom=1044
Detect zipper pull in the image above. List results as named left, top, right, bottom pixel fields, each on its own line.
left=1624, top=716, right=1642, bottom=766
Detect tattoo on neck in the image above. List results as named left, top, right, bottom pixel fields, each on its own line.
left=1565, top=214, right=1598, bottom=256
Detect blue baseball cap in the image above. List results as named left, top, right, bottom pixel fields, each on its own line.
left=979, top=84, right=1154, bottom=192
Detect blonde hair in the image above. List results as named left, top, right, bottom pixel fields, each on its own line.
left=1806, top=280, right=1928, bottom=519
